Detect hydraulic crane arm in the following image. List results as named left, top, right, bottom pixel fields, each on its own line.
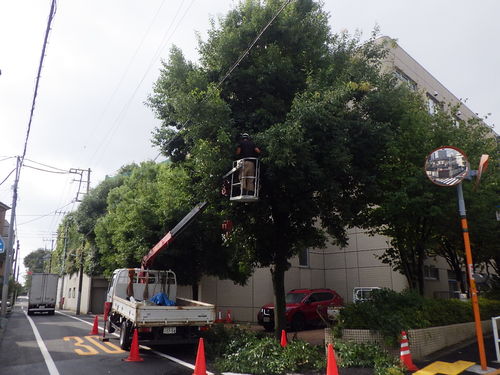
left=141, top=202, right=208, bottom=269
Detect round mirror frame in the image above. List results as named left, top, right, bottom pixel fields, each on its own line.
left=424, top=146, right=469, bottom=187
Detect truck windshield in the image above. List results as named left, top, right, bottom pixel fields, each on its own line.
left=286, top=293, right=307, bottom=304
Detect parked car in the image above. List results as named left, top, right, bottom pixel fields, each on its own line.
left=257, top=288, right=343, bottom=331
left=352, top=287, right=381, bottom=303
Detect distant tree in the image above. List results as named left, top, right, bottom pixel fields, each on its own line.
left=24, top=248, right=51, bottom=273
left=23, top=248, right=52, bottom=289
left=147, top=0, right=412, bottom=336
left=93, top=162, right=246, bottom=297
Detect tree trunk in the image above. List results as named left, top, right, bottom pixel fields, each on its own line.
left=271, top=261, right=286, bottom=340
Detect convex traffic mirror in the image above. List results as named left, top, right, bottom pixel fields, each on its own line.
left=424, top=146, right=469, bottom=187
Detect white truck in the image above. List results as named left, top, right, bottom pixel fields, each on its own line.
left=106, top=268, right=215, bottom=349
left=28, top=273, right=59, bottom=315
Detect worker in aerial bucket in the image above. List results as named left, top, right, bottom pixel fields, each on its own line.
left=235, top=133, right=261, bottom=195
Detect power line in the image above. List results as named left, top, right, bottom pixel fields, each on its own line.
left=24, top=158, right=68, bottom=172
left=20, top=0, right=57, bottom=167
left=0, top=168, right=16, bottom=187
left=0, top=156, right=16, bottom=163
left=23, top=164, right=68, bottom=174
left=88, top=0, right=194, bottom=166
left=17, top=201, right=74, bottom=226
left=80, top=0, right=169, bottom=160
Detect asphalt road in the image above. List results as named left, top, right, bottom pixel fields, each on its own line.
left=0, top=304, right=198, bottom=375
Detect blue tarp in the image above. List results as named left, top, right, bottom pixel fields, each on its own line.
left=150, top=292, right=176, bottom=306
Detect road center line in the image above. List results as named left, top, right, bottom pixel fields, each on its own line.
left=23, top=309, right=61, bottom=375
left=56, top=310, right=213, bottom=374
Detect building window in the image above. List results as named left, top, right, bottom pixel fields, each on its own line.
left=299, top=248, right=309, bottom=267
left=427, top=93, right=441, bottom=114
left=73, top=288, right=76, bottom=298
left=394, top=68, right=417, bottom=91
left=68, top=288, right=71, bottom=298
left=424, top=265, right=440, bottom=280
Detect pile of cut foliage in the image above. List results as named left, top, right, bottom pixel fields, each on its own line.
left=202, top=325, right=403, bottom=375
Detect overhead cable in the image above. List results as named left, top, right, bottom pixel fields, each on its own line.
left=20, top=0, right=57, bottom=166
left=0, top=168, right=16, bottom=187
left=24, top=158, right=68, bottom=172
left=17, top=201, right=74, bottom=226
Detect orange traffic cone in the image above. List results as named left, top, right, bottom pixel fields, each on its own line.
left=124, top=329, right=144, bottom=362
left=400, top=331, right=418, bottom=371
left=225, top=310, right=233, bottom=323
left=89, top=315, right=99, bottom=335
left=280, top=329, right=287, bottom=347
left=326, top=343, right=339, bottom=375
left=193, top=338, right=207, bottom=375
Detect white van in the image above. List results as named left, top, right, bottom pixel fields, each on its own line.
left=352, top=287, right=381, bottom=303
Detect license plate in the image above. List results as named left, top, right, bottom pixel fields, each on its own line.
left=263, top=317, right=270, bottom=322
left=39, top=305, right=45, bottom=309
left=163, top=327, right=176, bottom=334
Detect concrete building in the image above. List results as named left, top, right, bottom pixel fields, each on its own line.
left=57, top=272, right=109, bottom=314
left=190, top=37, right=492, bottom=324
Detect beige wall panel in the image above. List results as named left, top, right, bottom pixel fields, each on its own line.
left=200, top=276, right=218, bottom=304
left=341, top=234, right=358, bottom=252
left=358, top=266, right=392, bottom=288
left=309, top=250, right=325, bottom=269
left=299, top=267, right=312, bottom=289
left=252, top=268, right=274, bottom=307
left=356, top=232, right=390, bottom=252
left=216, top=278, right=252, bottom=307
left=358, top=249, right=387, bottom=267
left=325, top=268, right=348, bottom=302
left=177, top=284, right=192, bottom=299
left=344, top=251, right=359, bottom=269
left=391, top=271, right=408, bottom=292
left=325, top=251, right=346, bottom=269
left=284, top=266, right=301, bottom=290
left=345, top=270, right=361, bottom=303
left=311, top=269, right=326, bottom=288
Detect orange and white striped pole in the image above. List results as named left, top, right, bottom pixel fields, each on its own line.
left=457, top=183, right=487, bottom=371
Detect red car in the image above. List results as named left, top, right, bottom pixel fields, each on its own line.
left=257, top=288, right=343, bottom=331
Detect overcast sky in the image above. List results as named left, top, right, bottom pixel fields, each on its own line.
left=1, top=0, right=498, bottom=281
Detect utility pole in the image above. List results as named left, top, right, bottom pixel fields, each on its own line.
left=75, top=168, right=90, bottom=315
left=58, top=221, right=69, bottom=309
left=76, top=240, right=84, bottom=315
left=1, top=156, right=20, bottom=317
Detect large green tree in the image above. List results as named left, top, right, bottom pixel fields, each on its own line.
left=148, top=0, right=410, bottom=335
left=363, top=95, right=498, bottom=294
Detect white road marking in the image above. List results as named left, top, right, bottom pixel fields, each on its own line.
left=56, top=310, right=214, bottom=374
left=23, top=308, right=61, bottom=375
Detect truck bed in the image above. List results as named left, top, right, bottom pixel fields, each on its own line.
left=112, top=296, right=215, bottom=327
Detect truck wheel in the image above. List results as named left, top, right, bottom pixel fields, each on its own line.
left=27, top=310, right=33, bottom=316
left=119, top=320, right=131, bottom=350
left=47, top=310, right=55, bottom=316
left=106, top=319, right=115, bottom=334
left=291, top=313, right=306, bottom=332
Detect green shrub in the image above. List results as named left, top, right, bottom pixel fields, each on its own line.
left=335, top=342, right=404, bottom=375
left=336, top=289, right=500, bottom=344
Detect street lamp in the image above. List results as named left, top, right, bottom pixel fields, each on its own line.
left=424, top=146, right=489, bottom=371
